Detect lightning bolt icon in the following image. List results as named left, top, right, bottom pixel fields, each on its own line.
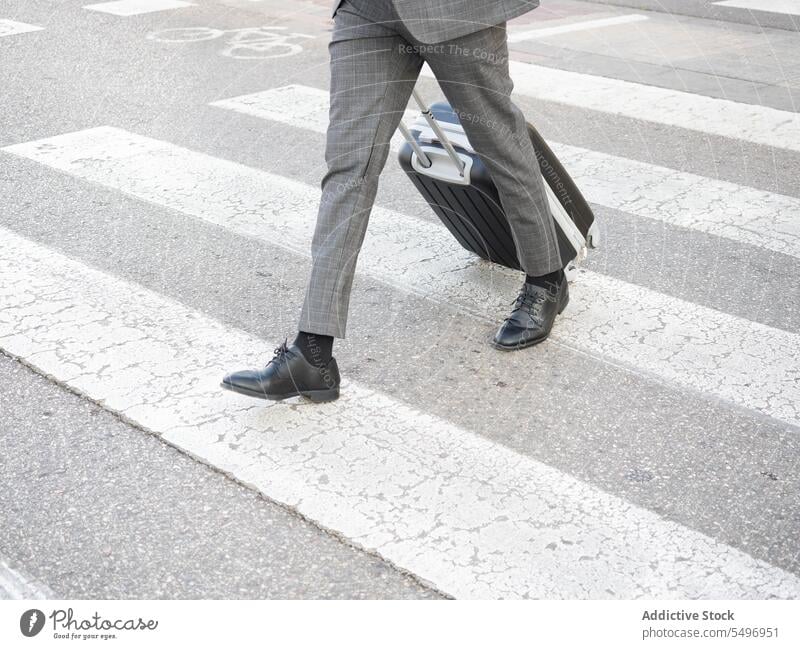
left=28, top=611, right=38, bottom=632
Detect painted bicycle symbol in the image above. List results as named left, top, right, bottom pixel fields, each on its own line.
left=146, top=25, right=314, bottom=60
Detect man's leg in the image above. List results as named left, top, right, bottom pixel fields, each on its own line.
left=422, top=25, right=568, bottom=349
left=421, top=24, right=561, bottom=278
left=221, top=2, right=422, bottom=401
left=298, top=3, right=423, bottom=339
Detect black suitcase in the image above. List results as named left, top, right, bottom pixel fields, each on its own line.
left=397, top=90, right=598, bottom=272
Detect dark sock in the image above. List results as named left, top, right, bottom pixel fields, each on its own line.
left=525, top=268, right=564, bottom=288
left=294, top=331, right=334, bottom=368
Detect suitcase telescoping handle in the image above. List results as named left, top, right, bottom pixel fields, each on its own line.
left=396, top=122, right=431, bottom=168
left=397, top=88, right=467, bottom=177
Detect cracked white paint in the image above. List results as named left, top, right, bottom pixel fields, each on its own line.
left=83, top=0, right=194, bottom=17
left=212, top=85, right=800, bottom=259
left=420, top=63, right=800, bottom=153
left=1, top=227, right=799, bottom=599
left=0, top=19, right=43, bottom=37
left=4, top=126, right=799, bottom=428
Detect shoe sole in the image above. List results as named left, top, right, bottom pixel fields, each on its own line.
left=220, top=381, right=340, bottom=402
left=491, top=335, right=549, bottom=351
left=491, top=293, right=569, bottom=352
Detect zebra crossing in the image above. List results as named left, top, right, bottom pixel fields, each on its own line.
left=1, top=0, right=799, bottom=599
left=2, top=226, right=799, bottom=599
left=212, top=84, right=800, bottom=258
left=4, top=126, right=800, bottom=429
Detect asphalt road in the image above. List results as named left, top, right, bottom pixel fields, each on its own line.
left=0, top=0, right=798, bottom=598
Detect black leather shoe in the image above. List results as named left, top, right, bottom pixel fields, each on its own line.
left=492, top=275, right=569, bottom=350
left=221, top=342, right=340, bottom=402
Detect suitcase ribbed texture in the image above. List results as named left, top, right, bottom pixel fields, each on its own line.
left=398, top=100, right=595, bottom=271
left=409, top=171, right=520, bottom=269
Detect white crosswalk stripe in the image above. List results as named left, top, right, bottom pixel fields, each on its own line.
left=83, top=0, right=194, bottom=16
left=211, top=85, right=800, bottom=259
left=419, top=63, right=800, bottom=152
left=1, top=226, right=798, bottom=599
left=0, top=558, right=54, bottom=599
left=4, top=126, right=799, bottom=429
left=714, top=0, right=800, bottom=16
left=0, top=18, right=43, bottom=37
left=507, top=14, right=649, bottom=43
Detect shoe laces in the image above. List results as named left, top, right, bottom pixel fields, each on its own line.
left=505, top=285, right=549, bottom=325
left=512, top=288, right=546, bottom=311
left=265, top=339, right=293, bottom=367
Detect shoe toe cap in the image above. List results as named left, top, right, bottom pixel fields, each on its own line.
left=493, top=322, right=544, bottom=348
left=222, top=369, right=260, bottom=390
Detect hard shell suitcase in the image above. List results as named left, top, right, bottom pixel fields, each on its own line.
left=397, top=90, right=598, bottom=272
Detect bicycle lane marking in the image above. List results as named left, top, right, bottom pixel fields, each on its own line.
left=145, top=25, right=315, bottom=59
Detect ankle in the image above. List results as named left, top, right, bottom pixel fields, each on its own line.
left=294, top=331, right=334, bottom=368
left=525, top=268, right=564, bottom=287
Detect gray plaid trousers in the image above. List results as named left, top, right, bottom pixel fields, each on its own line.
left=331, top=0, right=540, bottom=43
left=300, top=0, right=560, bottom=338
